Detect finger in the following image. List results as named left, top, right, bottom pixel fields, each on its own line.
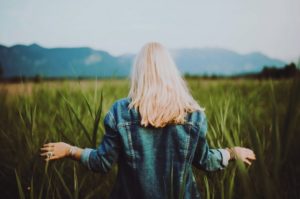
left=43, top=143, right=55, bottom=147
left=247, top=155, right=256, bottom=160
left=40, top=151, right=55, bottom=156
left=46, top=155, right=59, bottom=161
left=40, top=147, right=54, bottom=152
left=40, top=152, right=49, bottom=156
left=244, top=159, right=252, bottom=165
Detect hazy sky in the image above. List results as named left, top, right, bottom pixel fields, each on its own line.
left=0, top=0, right=299, bottom=61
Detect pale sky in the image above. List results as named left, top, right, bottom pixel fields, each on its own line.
left=0, top=0, right=299, bottom=61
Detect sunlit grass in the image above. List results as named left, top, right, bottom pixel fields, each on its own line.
left=0, top=78, right=299, bottom=198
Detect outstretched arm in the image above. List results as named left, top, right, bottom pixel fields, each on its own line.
left=192, top=112, right=256, bottom=171
left=40, top=111, right=120, bottom=174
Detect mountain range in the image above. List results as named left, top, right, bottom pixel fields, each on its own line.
left=0, top=44, right=286, bottom=78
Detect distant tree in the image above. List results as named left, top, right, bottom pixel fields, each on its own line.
left=260, top=62, right=299, bottom=79
left=0, top=61, right=3, bottom=78
left=33, top=74, right=43, bottom=83
left=297, top=58, right=300, bottom=69
left=284, top=63, right=297, bottom=76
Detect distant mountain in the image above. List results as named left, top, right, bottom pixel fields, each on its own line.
left=0, top=44, right=286, bottom=78
left=0, top=43, right=133, bottom=78
left=172, top=48, right=286, bottom=75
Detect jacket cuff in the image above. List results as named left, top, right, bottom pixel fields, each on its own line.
left=80, top=148, right=93, bottom=170
left=218, top=148, right=230, bottom=167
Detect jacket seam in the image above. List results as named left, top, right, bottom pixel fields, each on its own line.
left=108, top=111, right=117, bottom=128
left=180, top=125, right=191, bottom=186
left=125, top=125, right=137, bottom=169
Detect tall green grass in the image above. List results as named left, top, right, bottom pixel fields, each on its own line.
left=0, top=78, right=299, bottom=198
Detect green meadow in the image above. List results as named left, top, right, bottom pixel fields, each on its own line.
left=0, top=78, right=299, bottom=199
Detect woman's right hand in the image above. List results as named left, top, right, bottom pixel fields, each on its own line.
left=227, top=147, right=256, bottom=165
left=40, top=142, right=71, bottom=161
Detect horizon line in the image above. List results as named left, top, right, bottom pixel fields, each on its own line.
left=0, top=42, right=298, bottom=63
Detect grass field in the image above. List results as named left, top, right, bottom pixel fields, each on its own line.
left=0, top=78, right=299, bottom=199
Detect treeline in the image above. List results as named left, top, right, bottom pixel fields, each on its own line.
left=0, top=75, right=124, bottom=83
left=244, top=62, right=300, bottom=79
left=184, top=62, right=299, bottom=79
left=0, top=62, right=299, bottom=83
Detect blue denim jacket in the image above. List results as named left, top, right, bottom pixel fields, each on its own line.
left=81, top=98, right=229, bottom=199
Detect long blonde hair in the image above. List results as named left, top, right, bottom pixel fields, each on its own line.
left=128, top=42, right=204, bottom=128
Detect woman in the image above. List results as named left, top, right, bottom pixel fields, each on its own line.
left=41, top=42, right=256, bottom=199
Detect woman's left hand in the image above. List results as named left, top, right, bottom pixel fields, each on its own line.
left=230, top=146, right=256, bottom=165
left=40, top=142, right=71, bottom=161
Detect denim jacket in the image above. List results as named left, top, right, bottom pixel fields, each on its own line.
left=81, top=98, right=229, bottom=199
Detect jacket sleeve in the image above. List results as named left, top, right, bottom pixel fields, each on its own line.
left=80, top=111, right=120, bottom=173
left=192, top=113, right=230, bottom=171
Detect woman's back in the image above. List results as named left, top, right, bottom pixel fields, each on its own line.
left=82, top=98, right=227, bottom=199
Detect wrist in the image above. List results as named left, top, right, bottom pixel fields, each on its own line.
left=226, top=147, right=236, bottom=160
left=65, top=144, right=71, bottom=157
left=68, top=145, right=78, bottom=158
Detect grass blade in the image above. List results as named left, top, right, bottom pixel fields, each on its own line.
left=65, top=100, right=92, bottom=145
left=15, top=170, right=25, bottom=199
left=54, top=166, right=73, bottom=199
left=92, top=90, right=103, bottom=147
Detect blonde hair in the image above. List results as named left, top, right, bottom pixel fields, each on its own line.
left=128, top=42, right=204, bottom=128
